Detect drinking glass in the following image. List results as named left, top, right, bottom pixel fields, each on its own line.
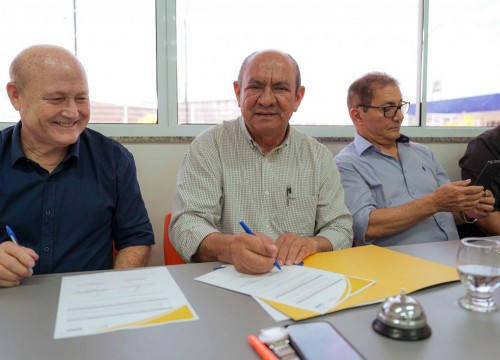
left=456, top=237, right=500, bottom=312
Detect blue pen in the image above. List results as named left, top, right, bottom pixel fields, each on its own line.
left=239, top=221, right=281, bottom=270
left=6, top=225, right=33, bottom=273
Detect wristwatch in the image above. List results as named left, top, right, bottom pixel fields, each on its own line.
left=462, top=211, right=477, bottom=224
left=258, top=327, right=300, bottom=360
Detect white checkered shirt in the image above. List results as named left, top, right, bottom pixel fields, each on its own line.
left=170, top=117, right=353, bottom=261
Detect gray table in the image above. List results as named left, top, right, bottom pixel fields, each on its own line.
left=1, top=240, right=499, bottom=360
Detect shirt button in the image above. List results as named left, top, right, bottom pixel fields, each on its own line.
left=264, top=191, right=269, bottom=196
left=45, top=210, right=51, bottom=216
left=43, top=246, right=50, bottom=253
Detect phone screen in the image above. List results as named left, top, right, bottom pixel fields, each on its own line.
left=287, top=321, right=364, bottom=360
left=473, top=160, right=500, bottom=191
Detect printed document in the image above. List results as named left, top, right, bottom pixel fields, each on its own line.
left=195, top=265, right=374, bottom=315
left=54, top=267, right=198, bottom=339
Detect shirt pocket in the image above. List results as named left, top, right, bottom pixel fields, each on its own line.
left=273, top=194, right=317, bottom=236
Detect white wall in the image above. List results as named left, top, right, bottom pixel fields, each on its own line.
left=124, top=142, right=190, bottom=266
left=125, top=141, right=468, bottom=266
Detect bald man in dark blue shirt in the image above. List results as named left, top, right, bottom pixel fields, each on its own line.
left=0, top=45, right=154, bottom=287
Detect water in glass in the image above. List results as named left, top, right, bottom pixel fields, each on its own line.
left=456, top=237, right=500, bottom=312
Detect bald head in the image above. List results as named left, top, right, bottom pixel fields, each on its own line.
left=9, top=45, right=87, bottom=93
left=6, top=44, right=91, bottom=152
left=237, top=50, right=302, bottom=93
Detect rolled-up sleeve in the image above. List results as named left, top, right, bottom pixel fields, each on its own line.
left=170, top=133, right=222, bottom=261
left=315, top=151, right=353, bottom=250
left=113, top=149, right=155, bottom=250
left=335, top=159, right=375, bottom=245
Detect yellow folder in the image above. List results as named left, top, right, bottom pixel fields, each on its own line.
left=263, top=245, right=459, bottom=321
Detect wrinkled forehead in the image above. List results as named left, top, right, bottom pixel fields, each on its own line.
left=244, top=54, right=295, bottom=83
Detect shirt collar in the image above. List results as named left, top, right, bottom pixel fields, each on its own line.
left=238, top=116, right=254, bottom=147
left=238, top=115, right=290, bottom=154
left=353, top=133, right=410, bottom=156
left=352, top=133, right=375, bottom=156
left=10, top=121, right=80, bottom=167
left=397, top=134, right=410, bottom=143
left=10, top=121, right=25, bottom=166
left=67, top=134, right=81, bottom=161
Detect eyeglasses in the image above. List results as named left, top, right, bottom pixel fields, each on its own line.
left=357, top=101, right=410, bottom=118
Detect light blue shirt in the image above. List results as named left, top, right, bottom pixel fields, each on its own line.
left=334, top=133, right=459, bottom=246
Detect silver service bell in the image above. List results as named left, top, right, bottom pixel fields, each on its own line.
left=372, top=289, right=431, bottom=341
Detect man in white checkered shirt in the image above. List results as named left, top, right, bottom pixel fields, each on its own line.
left=170, top=50, right=353, bottom=274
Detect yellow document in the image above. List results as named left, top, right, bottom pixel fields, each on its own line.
left=264, top=245, right=459, bottom=321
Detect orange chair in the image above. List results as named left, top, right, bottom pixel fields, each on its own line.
left=163, top=212, right=186, bottom=265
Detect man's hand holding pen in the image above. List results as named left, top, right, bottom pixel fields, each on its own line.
left=230, top=232, right=278, bottom=275
left=0, top=241, right=38, bottom=288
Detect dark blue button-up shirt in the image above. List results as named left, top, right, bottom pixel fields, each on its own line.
left=0, top=122, right=154, bottom=274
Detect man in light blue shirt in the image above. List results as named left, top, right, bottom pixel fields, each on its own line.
left=335, top=72, right=495, bottom=246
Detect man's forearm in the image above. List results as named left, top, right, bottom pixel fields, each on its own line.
left=366, top=196, right=437, bottom=240
left=114, top=245, right=151, bottom=268
left=193, top=232, right=232, bottom=263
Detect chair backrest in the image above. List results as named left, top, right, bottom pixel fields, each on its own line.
left=163, top=212, right=186, bottom=265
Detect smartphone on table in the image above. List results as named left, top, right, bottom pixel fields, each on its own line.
left=287, top=321, right=365, bottom=360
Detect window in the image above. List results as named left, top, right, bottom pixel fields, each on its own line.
left=176, top=0, right=420, bottom=126
left=0, top=0, right=156, bottom=125
left=426, top=0, right=500, bottom=127
left=0, top=0, right=497, bottom=138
